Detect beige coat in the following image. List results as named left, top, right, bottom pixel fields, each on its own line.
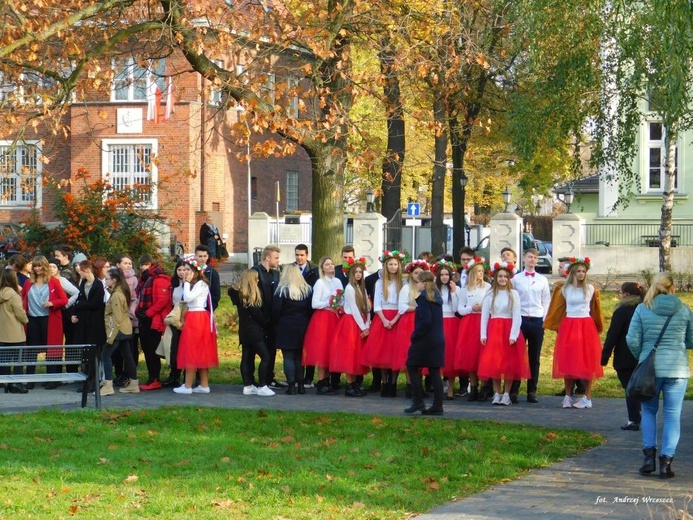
left=0, top=286, right=28, bottom=343
left=104, top=287, right=133, bottom=344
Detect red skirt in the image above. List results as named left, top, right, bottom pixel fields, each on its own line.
left=552, top=317, right=604, bottom=380
left=454, top=313, right=484, bottom=374
left=477, top=318, right=529, bottom=381
left=303, top=309, right=340, bottom=368
left=329, top=315, right=368, bottom=375
left=363, top=309, right=399, bottom=369
left=392, top=311, right=415, bottom=371
left=177, top=311, right=219, bottom=370
left=442, top=316, right=460, bottom=377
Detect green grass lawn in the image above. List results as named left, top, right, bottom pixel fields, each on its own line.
left=196, top=290, right=693, bottom=399
left=0, top=407, right=602, bottom=519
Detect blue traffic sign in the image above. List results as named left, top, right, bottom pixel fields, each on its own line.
left=407, top=202, right=420, bottom=217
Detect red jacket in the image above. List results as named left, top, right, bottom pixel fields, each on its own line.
left=145, top=271, right=173, bottom=333
left=22, top=277, right=68, bottom=352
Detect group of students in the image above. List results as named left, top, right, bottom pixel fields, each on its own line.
left=0, top=245, right=220, bottom=397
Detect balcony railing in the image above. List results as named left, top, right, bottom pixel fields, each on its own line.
left=582, top=223, right=693, bottom=246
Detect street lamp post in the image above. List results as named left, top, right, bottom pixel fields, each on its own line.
left=366, top=189, right=375, bottom=213
left=460, top=173, right=468, bottom=246
left=564, top=186, right=575, bottom=214
left=502, top=187, right=512, bottom=213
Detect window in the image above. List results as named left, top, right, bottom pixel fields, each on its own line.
left=209, top=59, right=224, bottom=106
left=287, top=77, right=299, bottom=118
left=102, top=139, right=158, bottom=209
left=112, top=58, right=166, bottom=101
left=0, top=141, right=41, bottom=207
left=286, top=170, right=299, bottom=212
left=251, top=176, right=258, bottom=201
left=647, top=122, right=677, bottom=191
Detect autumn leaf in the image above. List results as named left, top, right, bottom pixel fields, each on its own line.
left=211, top=500, right=234, bottom=508
left=123, top=475, right=138, bottom=484
left=68, top=505, right=79, bottom=515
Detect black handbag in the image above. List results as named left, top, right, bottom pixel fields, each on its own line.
left=218, top=242, right=229, bottom=258
left=626, top=315, right=672, bottom=402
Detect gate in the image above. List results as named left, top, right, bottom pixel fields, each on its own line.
left=383, top=208, right=402, bottom=252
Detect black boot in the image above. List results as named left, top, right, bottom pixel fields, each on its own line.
left=422, top=398, right=444, bottom=416
left=285, top=383, right=297, bottom=395
left=161, top=370, right=181, bottom=388
left=639, top=447, right=657, bottom=475
left=659, top=456, right=674, bottom=479
left=380, top=383, right=390, bottom=398
left=405, top=383, right=412, bottom=399
left=404, top=400, right=426, bottom=414
left=467, top=386, right=479, bottom=402
left=389, top=382, right=398, bottom=398
left=297, top=381, right=306, bottom=394
left=345, top=383, right=362, bottom=397
left=317, top=378, right=337, bottom=395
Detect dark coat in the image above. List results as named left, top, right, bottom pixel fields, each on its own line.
left=228, top=286, right=268, bottom=345
left=406, top=291, right=445, bottom=368
left=251, top=264, right=279, bottom=326
left=602, top=295, right=640, bottom=371
left=335, top=269, right=348, bottom=289
left=71, top=279, right=106, bottom=346
left=296, top=261, right=319, bottom=288
left=272, top=291, right=313, bottom=350
left=365, top=270, right=380, bottom=319
left=204, top=265, right=221, bottom=311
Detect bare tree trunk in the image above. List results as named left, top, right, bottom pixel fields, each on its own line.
left=659, top=131, right=676, bottom=272
left=431, top=91, right=447, bottom=256
left=449, top=117, right=469, bottom=256
left=379, top=36, right=404, bottom=221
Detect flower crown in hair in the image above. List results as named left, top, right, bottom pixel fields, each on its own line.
left=342, top=256, right=367, bottom=276
left=405, top=259, right=430, bottom=274
left=566, top=256, right=591, bottom=272
left=489, top=261, right=515, bottom=279
left=379, top=250, right=407, bottom=263
left=464, top=257, right=487, bottom=273
left=182, top=254, right=205, bottom=273
left=431, top=260, right=455, bottom=275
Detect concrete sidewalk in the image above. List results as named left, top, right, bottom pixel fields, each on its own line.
left=2, top=385, right=691, bottom=519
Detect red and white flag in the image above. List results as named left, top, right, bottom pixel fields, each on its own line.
left=164, top=76, right=174, bottom=121
left=147, top=78, right=162, bottom=123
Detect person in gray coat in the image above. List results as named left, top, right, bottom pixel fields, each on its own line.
left=626, top=273, right=693, bottom=479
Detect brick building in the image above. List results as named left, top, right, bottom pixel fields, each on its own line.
left=1, top=50, right=312, bottom=260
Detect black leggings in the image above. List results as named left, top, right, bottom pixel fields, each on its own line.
left=241, top=340, right=271, bottom=387
left=407, top=366, right=443, bottom=404
left=617, top=367, right=642, bottom=424
left=139, top=322, right=162, bottom=383
left=281, top=349, right=303, bottom=385
left=26, top=316, right=56, bottom=375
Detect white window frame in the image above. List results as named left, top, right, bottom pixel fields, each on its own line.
left=0, top=140, right=42, bottom=208
left=287, top=76, right=299, bottom=118
left=111, top=58, right=166, bottom=102
left=101, top=139, right=158, bottom=209
left=209, top=59, right=224, bottom=106
left=643, top=120, right=678, bottom=193
left=286, top=170, right=299, bottom=212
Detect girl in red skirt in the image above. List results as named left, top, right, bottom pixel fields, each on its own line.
left=432, top=261, right=460, bottom=400
left=393, top=260, right=429, bottom=397
left=454, top=257, right=491, bottom=401
left=552, top=257, right=604, bottom=409
left=363, top=250, right=406, bottom=397
left=330, top=258, right=370, bottom=397
left=478, top=262, right=528, bottom=406
left=174, top=255, right=218, bottom=394
left=303, top=256, right=343, bottom=395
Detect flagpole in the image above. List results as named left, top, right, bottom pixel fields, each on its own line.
left=275, top=181, right=280, bottom=246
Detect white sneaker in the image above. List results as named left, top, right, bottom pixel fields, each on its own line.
left=491, top=393, right=502, bottom=405
left=192, top=385, right=210, bottom=394
left=572, top=396, right=592, bottom=409
left=562, top=396, right=574, bottom=408
left=256, top=385, right=275, bottom=397
left=499, top=393, right=512, bottom=406
left=243, top=385, right=258, bottom=396
left=173, top=384, right=192, bottom=395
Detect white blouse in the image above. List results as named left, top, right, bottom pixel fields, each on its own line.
left=564, top=284, right=595, bottom=318
left=373, top=279, right=399, bottom=312
left=343, top=284, right=370, bottom=331
left=182, top=280, right=210, bottom=311
left=480, top=289, right=522, bottom=342
left=439, top=285, right=460, bottom=318
left=397, top=283, right=418, bottom=315
left=458, top=282, right=491, bottom=316
left=312, top=277, right=344, bottom=310
left=172, top=285, right=184, bottom=306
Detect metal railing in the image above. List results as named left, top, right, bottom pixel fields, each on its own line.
left=582, top=223, right=693, bottom=246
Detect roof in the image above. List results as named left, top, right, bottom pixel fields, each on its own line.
left=554, top=173, right=599, bottom=195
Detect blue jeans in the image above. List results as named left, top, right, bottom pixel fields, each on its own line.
left=641, top=377, right=688, bottom=457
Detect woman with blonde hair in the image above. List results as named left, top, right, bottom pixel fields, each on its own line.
left=22, top=255, right=68, bottom=387
left=229, top=269, right=274, bottom=396
left=552, top=257, right=604, bottom=409
left=627, top=273, right=693, bottom=479
left=273, top=264, right=313, bottom=395
left=454, top=257, right=491, bottom=401
left=330, top=258, right=370, bottom=397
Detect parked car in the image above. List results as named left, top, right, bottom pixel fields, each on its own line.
left=535, top=239, right=552, bottom=274
left=472, top=233, right=552, bottom=274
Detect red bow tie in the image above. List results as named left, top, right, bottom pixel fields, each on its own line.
left=525, top=271, right=535, bottom=277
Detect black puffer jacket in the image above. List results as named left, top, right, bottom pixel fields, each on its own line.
left=601, top=295, right=640, bottom=371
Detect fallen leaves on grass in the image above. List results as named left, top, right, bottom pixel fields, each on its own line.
left=123, top=475, right=138, bottom=484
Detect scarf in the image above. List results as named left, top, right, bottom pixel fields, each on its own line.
left=138, top=265, right=167, bottom=310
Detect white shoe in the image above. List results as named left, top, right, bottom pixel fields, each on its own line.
left=256, top=385, right=275, bottom=397
left=562, top=396, right=574, bottom=408
left=491, top=393, right=502, bottom=405
left=173, top=384, right=192, bottom=395
left=572, top=396, right=592, bottom=409
left=192, top=385, right=210, bottom=394
left=243, top=385, right=258, bottom=396
left=442, top=380, right=449, bottom=393
left=499, top=393, right=512, bottom=406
